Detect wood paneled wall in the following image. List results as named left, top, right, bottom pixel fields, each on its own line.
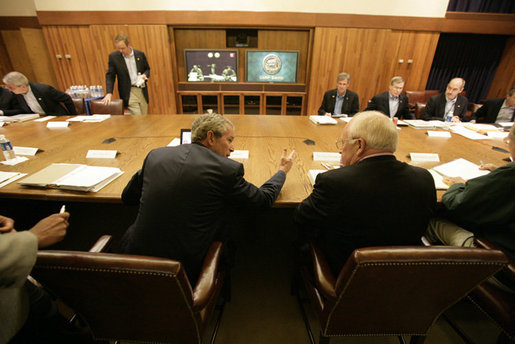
left=1, top=30, right=36, bottom=81
left=487, top=36, right=515, bottom=99
left=0, top=33, right=13, bottom=79
left=307, top=28, right=439, bottom=115
left=20, top=28, right=58, bottom=88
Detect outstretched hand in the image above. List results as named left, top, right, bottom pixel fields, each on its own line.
left=279, top=148, right=296, bottom=174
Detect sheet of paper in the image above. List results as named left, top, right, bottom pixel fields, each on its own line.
left=428, top=169, right=449, bottom=190
left=486, top=131, right=509, bottom=139
left=308, top=169, right=328, bottom=185
left=396, top=120, right=408, bottom=126
left=427, top=131, right=451, bottom=138
left=433, top=158, right=489, bottom=180
left=497, top=122, right=513, bottom=128
left=68, top=115, right=111, bottom=122
left=340, top=117, right=352, bottom=123
left=410, top=153, right=440, bottom=162
left=450, top=127, right=489, bottom=140
left=0, top=156, right=29, bottom=165
left=54, top=165, right=121, bottom=188
left=13, top=146, right=38, bottom=156
left=34, top=116, right=56, bottom=122
left=313, top=152, right=341, bottom=162
left=309, top=116, right=337, bottom=125
left=0, top=122, right=4, bottom=127
left=47, top=121, right=69, bottom=128
left=0, top=172, right=26, bottom=188
left=86, top=150, right=117, bottom=159
left=229, top=150, right=249, bottom=159
left=167, top=138, right=180, bottom=147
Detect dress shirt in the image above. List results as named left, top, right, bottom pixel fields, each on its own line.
left=388, top=93, right=399, bottom=118
left=444, top=96, right=457, bottom=118
left=334, top=92, right=345, bottom=115
left=495, top=99, right=515, bottom=123
left=123, top=49, right=139, bottom=86
left=22, top=86, right=45, bottom=114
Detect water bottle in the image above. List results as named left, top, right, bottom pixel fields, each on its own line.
left=445, top=110, right=453, bottom=122
left=0, top=135, right=16, bottom=160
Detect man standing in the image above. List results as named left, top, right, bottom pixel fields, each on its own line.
left=318, top=73, right=359, bottom=117
left=472, top=87, right=515, bottom=123
left=120, top=113, right=296, bottom=284
left=2, top=72, right=76, bottom=116
left=294, top=111, right=436, bottom=275
left=422, top=77, right=468, bottom=122
left=364, top=76, right=412, bottom=119
left=103, top=34, right=150, bottom=115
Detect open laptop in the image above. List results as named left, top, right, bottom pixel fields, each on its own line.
left=180, top=129, right=192, bottom=144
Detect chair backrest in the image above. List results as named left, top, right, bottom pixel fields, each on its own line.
left=90, top=99, right=124, bottom=115
left=31, top=251, right=206, bottom=344
left=406, top=90, right=439, bottom=107
left=321, top=246, right=507, bottom=336
left=72, top=97, right=85, bottom=114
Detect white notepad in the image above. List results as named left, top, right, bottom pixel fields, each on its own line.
left=432, top=158, right=489, bottom=180
left=309, top=116, right=337, bottom=125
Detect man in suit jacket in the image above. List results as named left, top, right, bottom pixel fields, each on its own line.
left=318, top=72, right=359, bottom=117
left=0, top=87, right=23, bottom=116
left=3, top=72, right=77, bottom=116
left=294, top=111, right=436, bottom=276
left=120, top=113, right=296, bottom=285
left=103, top=34, right=150, bottom=115
left=422, top=77, right=468, bottom=122
left=364, top=76, right=412, bottom=119
left=471, top=87, right=515, bottom=123
left=0, top=212, right=70, bottom=343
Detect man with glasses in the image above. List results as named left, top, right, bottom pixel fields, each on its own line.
left=426, top=125, right=515, bottom=291
left=294, top=111, right=436, bottom=275
left=422, top=77, right=468, bottom=122
left=364, top=76, right=412, bottom=119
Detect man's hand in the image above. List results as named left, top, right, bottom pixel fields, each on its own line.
left=102, top=93, right=112, bottom=105
left=0, top=215, right=15, bottom=233
left=451, top=116, right=461, bottom=123
left=29, top=213, right=70, bottom=248
left=279, top=148, right=296, bottom=174
left=479, top=163, right=497, bottom=171
left=324, top=112, right=332, bottom=117
left=443, top=176, right=466, bottom=187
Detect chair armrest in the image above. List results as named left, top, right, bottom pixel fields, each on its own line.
left=88, top=235, right=113, bottom=253
left=474, top=237, right=515, bottom=283
left=192, top=241, right=223, bottom=311
left=310, top=242, right=337, bottom=299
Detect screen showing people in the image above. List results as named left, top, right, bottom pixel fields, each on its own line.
left=185, top=50, right=238, bottom=82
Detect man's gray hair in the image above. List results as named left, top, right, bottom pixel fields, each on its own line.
left=390, top=76, right=404, bottom=85
left=348, top=111, right=398, bottom=152
left=449, top=77, right=466, bottom=89
left=191, top=114, right=233, bottom=143
left=114, top=34, right=130, bottom=45
left=507, top=87, right=515, bottom=97
left=3, top=71, right=29, bottom=86
left=337, top=73, right=350, bottom=83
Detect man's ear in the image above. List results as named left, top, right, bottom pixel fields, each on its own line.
left=205, top=130, right=215, bottom=146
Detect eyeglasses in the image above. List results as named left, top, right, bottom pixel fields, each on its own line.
left=335, top=138, right=357, bottom=150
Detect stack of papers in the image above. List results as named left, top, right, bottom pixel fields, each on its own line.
left=0, top=114, right=40, bottom=122
left=427, top=169, right=449, bottom=190
left=67, top=115, right=111, bottom=122
left=308, top=169, right=328, bottom=185
left=404, top=120, right=447, bottom=129
left=0, top=171, right=26, bottom=188
left=309, top=116, right=337, bottom=125
left=450, top=126, right=490, bottom=140
left=19, top=163, right=123, bottom=192
left=432, top=158, right=489, bottom=180
left=313, top=152, right=341, bottom=161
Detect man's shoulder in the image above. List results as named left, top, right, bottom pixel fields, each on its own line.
left=484, top=98, right=504, bottom=106
left=324, top=89, right=337, bottom=96
left=457, top=94, right=468, bottom=103
left=372, top=91, right=388, bottom=99
left=346, top=89, right=359, bottom=98
left=429, top=93, right=444, bottom=102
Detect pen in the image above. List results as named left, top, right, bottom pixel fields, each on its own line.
left=321, top=162, right=331, bottom=170
left=59, top=205, right=66, bottom=214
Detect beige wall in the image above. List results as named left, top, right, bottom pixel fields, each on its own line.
left=0, top=0, right=450, bottom=18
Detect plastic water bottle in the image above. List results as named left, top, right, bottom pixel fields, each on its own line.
left=445, top=111, right=453, bottom=122
left=0, top=135, right=16, bottom=160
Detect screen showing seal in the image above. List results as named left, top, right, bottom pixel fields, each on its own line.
left=180, top=129, right=192, bottom=144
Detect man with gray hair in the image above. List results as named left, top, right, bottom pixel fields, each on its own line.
left=103, top=34, right=150, bottom=114
left=318, top=72, right=359, bottom=117
left=3, top=71, right=76, bottom=116
left=120, top=113, right=296, bottom=284
left=294, top=111, right=436, bottom=275
left=423, top=77, right=468, bottom=122
left=364, top=76, right=412, bottom=119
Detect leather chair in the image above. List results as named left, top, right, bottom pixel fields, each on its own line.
left=31, top=236, right=225, bottom=344
left=406, top=90, right=439, bottom=115
left=72, top=97, right=85, bottom=114
left=90, top=99, right=124, bottom=115
left=296, top=243, right=507, bottom=344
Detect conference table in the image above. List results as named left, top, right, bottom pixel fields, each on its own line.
left=0, top=115, right=510, bottom=207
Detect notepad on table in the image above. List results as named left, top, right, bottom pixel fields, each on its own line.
left=19, top=163, right=123, bottom=192
left=309, top=116, right=337, bottom=125
left=432, top=158, right=489, bottom=180
left=427, top=169, right=449, bottom=190
left=0, top=114, right=40, bottom=122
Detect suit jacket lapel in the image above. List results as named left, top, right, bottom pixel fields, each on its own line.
left=117, top=52, right=130, bottom=77
left=28, top=83, right=47, bottom=114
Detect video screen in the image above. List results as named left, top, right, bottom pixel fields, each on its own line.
left=185, top=49, right=238, bottom=82
left=246, top=50, right=298, bottom=83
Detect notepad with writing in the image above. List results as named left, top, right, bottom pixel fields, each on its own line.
left=19, top=163, right=123, bottom=192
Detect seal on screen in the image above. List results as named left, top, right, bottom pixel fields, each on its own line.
left=180, top=129, right=192, bottom=144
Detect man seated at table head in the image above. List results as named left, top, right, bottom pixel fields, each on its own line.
left=120, top=113, right=296, bottom=285
left=425, top=125, right=514, bottom=291
left=294, top=111, right=437, bottom=276
left=318, top=72, right=359, bottom=117
left=471, top=86, right=515, bottom=124
left=0, top=86, right=23, bottom=116
left=364, top=76, right=413, bottom=120
left=422, top=77, right=468, bottom=122
left=2, top=71, right=77, bottom=116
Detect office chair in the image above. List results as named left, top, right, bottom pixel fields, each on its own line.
left=31, top=236, right=226, bottom=344
left=295, top=242, right=507, bottom=344
left=72, top=97, right=85, bottom=114
left=90, top=99, right=124, bottom=115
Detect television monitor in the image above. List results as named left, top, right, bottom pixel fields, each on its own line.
left=180, top=129, right=191, bottom=144
left=246, top=50, right=299, bottom=83
left=185, top=49, right=238, bottom=82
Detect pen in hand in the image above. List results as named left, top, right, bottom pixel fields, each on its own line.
left=59, top=205, right=66, bottom=214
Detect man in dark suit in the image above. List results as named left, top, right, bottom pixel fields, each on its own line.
left=120, top=113, right=296, bottom=285
left=364, top=76, right=412, bottom=119
left=294, top=111, right=436, bottom=276
left=103, top=34, right=150, bottom=115
left=2, top=72, right=76, bottom=116
left=471, top=87, right=515, bottom=123
left=422, top=77, right=468, bottom=122
left=318, top=72, right=359, bottom=117
left=0, top=87, right=22, bottom=116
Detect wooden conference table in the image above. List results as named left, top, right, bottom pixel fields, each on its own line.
left=0, top=115, right=510, bottom=207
